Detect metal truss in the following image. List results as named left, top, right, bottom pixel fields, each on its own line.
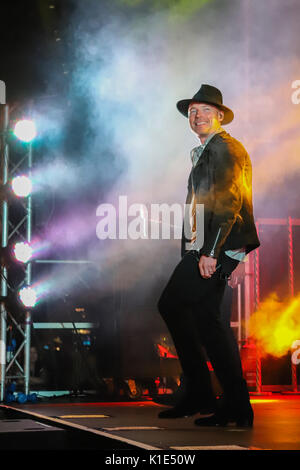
left=0, top=104, right=33, bottom=401
left=1, top=104, right=97, bottom=401
left=252, top=217, right=300, bottom=393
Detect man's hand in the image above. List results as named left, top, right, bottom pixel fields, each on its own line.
left=228, top=262, right=245, bottom=288
left=198, top=255, right=217, bottom=279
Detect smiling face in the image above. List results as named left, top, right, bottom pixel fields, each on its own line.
left=188, top=102, right=224, bottom=142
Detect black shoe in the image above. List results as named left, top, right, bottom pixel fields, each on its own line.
left=194, top=403, right=254, bottom=427
left=235, top=405, right=254, bottom=427
left=158, top=396, right=216, bottom=419
left=230, top=379, right=254, bottom=427
left=194, top=411, right=229, bottom=427
left=236, top=414, right=253, bottom=427
left=158, top=403, right=201, bottom=419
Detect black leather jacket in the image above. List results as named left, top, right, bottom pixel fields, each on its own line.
left=181, top=130, right=260, bottom=259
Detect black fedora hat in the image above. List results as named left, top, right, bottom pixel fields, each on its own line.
left=176, top=84, right=234, bottom=125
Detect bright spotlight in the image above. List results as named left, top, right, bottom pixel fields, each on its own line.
left=13, top=119, right=37, bottom=143
left=11, top=175, right=32, bottom=197
left=18, top=286, right=37, bottom=308
left=13, top=242, right=33, bottom=263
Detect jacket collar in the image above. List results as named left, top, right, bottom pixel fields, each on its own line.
left=191, top=128, right=226, bottom=167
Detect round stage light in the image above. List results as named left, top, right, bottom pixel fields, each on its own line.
left=13, top=119, right=37, bottom=143
left=11, top=175, right=32, bottom=197
left=13, top=242, right=33, bottom=263
left=18, top=286, right=37, bottom=308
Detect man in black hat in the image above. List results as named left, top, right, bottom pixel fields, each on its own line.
left=157, top=84, right=260, bottom=426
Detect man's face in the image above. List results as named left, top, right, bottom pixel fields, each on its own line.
left=188, top=102, right=224, bottom=139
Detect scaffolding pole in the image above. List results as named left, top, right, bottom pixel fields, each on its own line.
left=24, top=143, right=33, bottom=396
left=0, top=104, right=9, bottom=401
left=253, top=224, right=262, bottom=394
left=288, top=216, right=298, bottom=393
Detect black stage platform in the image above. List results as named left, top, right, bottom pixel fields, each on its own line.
left=1, top=394, right=300, bottom=453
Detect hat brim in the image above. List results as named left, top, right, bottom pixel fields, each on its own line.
left=176, top=99, right=234, bottom=125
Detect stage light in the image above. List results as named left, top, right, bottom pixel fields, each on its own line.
left=11, top=175, right=32, bottom=197
left=13, top=119, right=37, bottom=143
left=18, top=286, right=37, bottom=308
left=13, top=242, right=33, bottom=264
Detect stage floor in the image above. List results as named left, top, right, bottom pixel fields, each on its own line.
left=1, top=394, right=300, bottom=452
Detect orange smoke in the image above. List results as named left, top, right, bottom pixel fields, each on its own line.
left=248, top=292, right=300, bottom=358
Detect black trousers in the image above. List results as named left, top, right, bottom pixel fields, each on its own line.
left=157, top=250, right=244, bottom=408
